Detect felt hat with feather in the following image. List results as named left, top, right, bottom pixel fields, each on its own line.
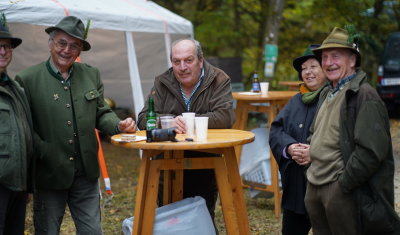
left=45, top=16, right=91, bottom=51
left=313, top=26, right=361, bottom=67
left=0, top=13, right=22, bottom=48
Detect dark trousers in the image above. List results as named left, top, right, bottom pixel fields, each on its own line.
left=156, top=151, right=218, bottom=216
left=158, top=169, right=218, bottom=218
left=0, top=185, right=27, bottom=235
left=33, top=176, right=102, bottom=235
left=304, top=181, right=359, bottom=235
left=157, top=151, right=219, bottom=233
left=282, top=209, right=311, bottom=235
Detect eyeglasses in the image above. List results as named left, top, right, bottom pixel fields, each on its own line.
left=52, top=39, right=82, bottom=52
left=0, top=44, right=13, bottom=52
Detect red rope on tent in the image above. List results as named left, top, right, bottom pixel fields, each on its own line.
left=50, top=0, right=69, bottom=16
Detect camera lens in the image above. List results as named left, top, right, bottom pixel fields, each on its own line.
left=151, top=128, right=176, bottom=142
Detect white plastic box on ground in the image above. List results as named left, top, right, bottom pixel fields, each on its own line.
left=122, top=196, right=216, bottom=235
left=240, top=128, right=281, bottom=197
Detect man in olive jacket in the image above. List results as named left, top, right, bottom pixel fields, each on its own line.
left=137, top=39, right=235, bottom=230
left=16, top=16, right=136, bottom=235
left=0, top=15, right=33, bottom=235
left=305, top=27, right=400, bottom=235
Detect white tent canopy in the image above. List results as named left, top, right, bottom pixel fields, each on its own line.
left=2, top=0, right=193, bottom=117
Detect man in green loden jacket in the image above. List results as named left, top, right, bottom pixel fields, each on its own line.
left=305, top=26, right=400, bottom=235
left=16, top=16, right=137, bottom=235
left=0, top=14, right=34, bottom=235
left=137, top=39, right=235, bottom=232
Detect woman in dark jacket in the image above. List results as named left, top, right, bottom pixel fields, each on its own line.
left=269, top=44, right=327, bottom=235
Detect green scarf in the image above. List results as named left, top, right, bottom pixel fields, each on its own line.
left=0, top=72, right=9, bottom=82
left=300, top=83, right=324, bottom=104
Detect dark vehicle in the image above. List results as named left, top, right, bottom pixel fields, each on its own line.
left=377, top=32, right=400, bottom=109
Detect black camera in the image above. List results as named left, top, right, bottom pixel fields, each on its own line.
left=146, top=128, right=177, bottom=142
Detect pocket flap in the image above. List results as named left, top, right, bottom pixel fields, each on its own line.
left=85, top=90, right=100, bottom=100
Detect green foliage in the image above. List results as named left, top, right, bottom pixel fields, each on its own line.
left=154, top=0, right=400, bottom=89
left=344, top=24, right=361, bottom=45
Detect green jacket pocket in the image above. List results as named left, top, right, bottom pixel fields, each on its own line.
left=84, top=90, right=100, bottom=101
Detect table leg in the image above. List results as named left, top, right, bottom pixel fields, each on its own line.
left=132, top=150, right=151, bottom=235
left=140, top=161, right=161, bottom=234
left=163, top=151, right=172, bottom=205
left=213, top=157, right=240, bottom=234
left=233, top=101, right=249, bottom=163
left=268, top=102, right=282, bottom=218
left=172, top=150, right=184, bottom=202
left=223, top=147, right=251, bottom=235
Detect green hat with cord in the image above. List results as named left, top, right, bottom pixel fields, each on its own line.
left=312, top=26, right=361, bottom=67
left=293, top=44, right=320, bottom=80
left=45, top=15, right=91, bottom=51
left=0, top=12, right=22, bottom=48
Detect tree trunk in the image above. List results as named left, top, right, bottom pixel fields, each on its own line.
left=255, top=0, right=285, bottom=73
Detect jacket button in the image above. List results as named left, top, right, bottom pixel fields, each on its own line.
left=299, top=123, right=303, bottom=128
left=67, top=121, right=72, bottom=126
left=69, top=157, right=74, bottom=161
left=68, top=139, right=73, bottom=144
left=66, top=104, right=71, bottom=108
left=64, top=86, right=68, bottom=91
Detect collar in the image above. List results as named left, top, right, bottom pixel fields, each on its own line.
left=328, top=73, right=356, bottom=97
left=180, top=68, right=204, bottom=112
left=48, top=58, right=73, bottom=83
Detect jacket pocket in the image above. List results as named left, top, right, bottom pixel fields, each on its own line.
left=356, top=184, right=399, bottom=234
left=0, top=104, right=11, bottom=157
left=84, top=89, right=100, bottom=101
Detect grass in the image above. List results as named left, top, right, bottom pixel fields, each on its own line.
left=24, top=140, right=283, bottom=235
left=24, top=118, right=400, bottom=234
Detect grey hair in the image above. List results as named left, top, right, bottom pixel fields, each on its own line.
left=48, top=30, right=60, bottom=46
left=48, top=30, right=60, bottom=41
left=170, top=38, right=203, bottom=61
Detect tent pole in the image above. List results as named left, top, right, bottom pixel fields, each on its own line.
left=125, top=31, right=144, bottom=121
left=164, top=33, right=172, bottom=68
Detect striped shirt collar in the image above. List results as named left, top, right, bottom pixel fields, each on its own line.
left=180, top=68, right=204, bottom=112
left=328, top=73, right=356, bottom=99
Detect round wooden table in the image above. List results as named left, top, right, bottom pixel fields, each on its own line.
left=112, top=129, right=254, bottom=235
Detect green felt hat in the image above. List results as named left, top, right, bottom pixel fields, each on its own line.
left=313, top=27, right=361, bottom=67
left=293, top=44, right=320, bottom=80
left=0, top=13, right=22, bottom=48
left=45, top=16, right=91, bottom=51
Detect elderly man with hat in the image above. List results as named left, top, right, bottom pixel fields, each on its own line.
left=0, top=13, right=34, bottom=235
left=304, top=27, right=400, bottom=235
left=16, top=16, right=137, bottom=234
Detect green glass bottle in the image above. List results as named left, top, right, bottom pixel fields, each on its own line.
left=146, top=97, right=157, bottom=142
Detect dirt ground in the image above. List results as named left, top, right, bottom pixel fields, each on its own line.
left=24, top=119, right=400, bottom=235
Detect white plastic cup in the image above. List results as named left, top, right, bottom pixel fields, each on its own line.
left=160, top=116, right=174, bottom=129
left=260, top=82, right=269, bottom=95
left=195, top=117, right=208, bottom=142
left=182, top=112, right=195, bottom=137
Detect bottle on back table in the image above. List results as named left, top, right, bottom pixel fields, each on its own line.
left=252, top=71, right=260, bottom=92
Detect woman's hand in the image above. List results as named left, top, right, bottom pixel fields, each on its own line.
left=288, top=143, right=312, bottom=165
